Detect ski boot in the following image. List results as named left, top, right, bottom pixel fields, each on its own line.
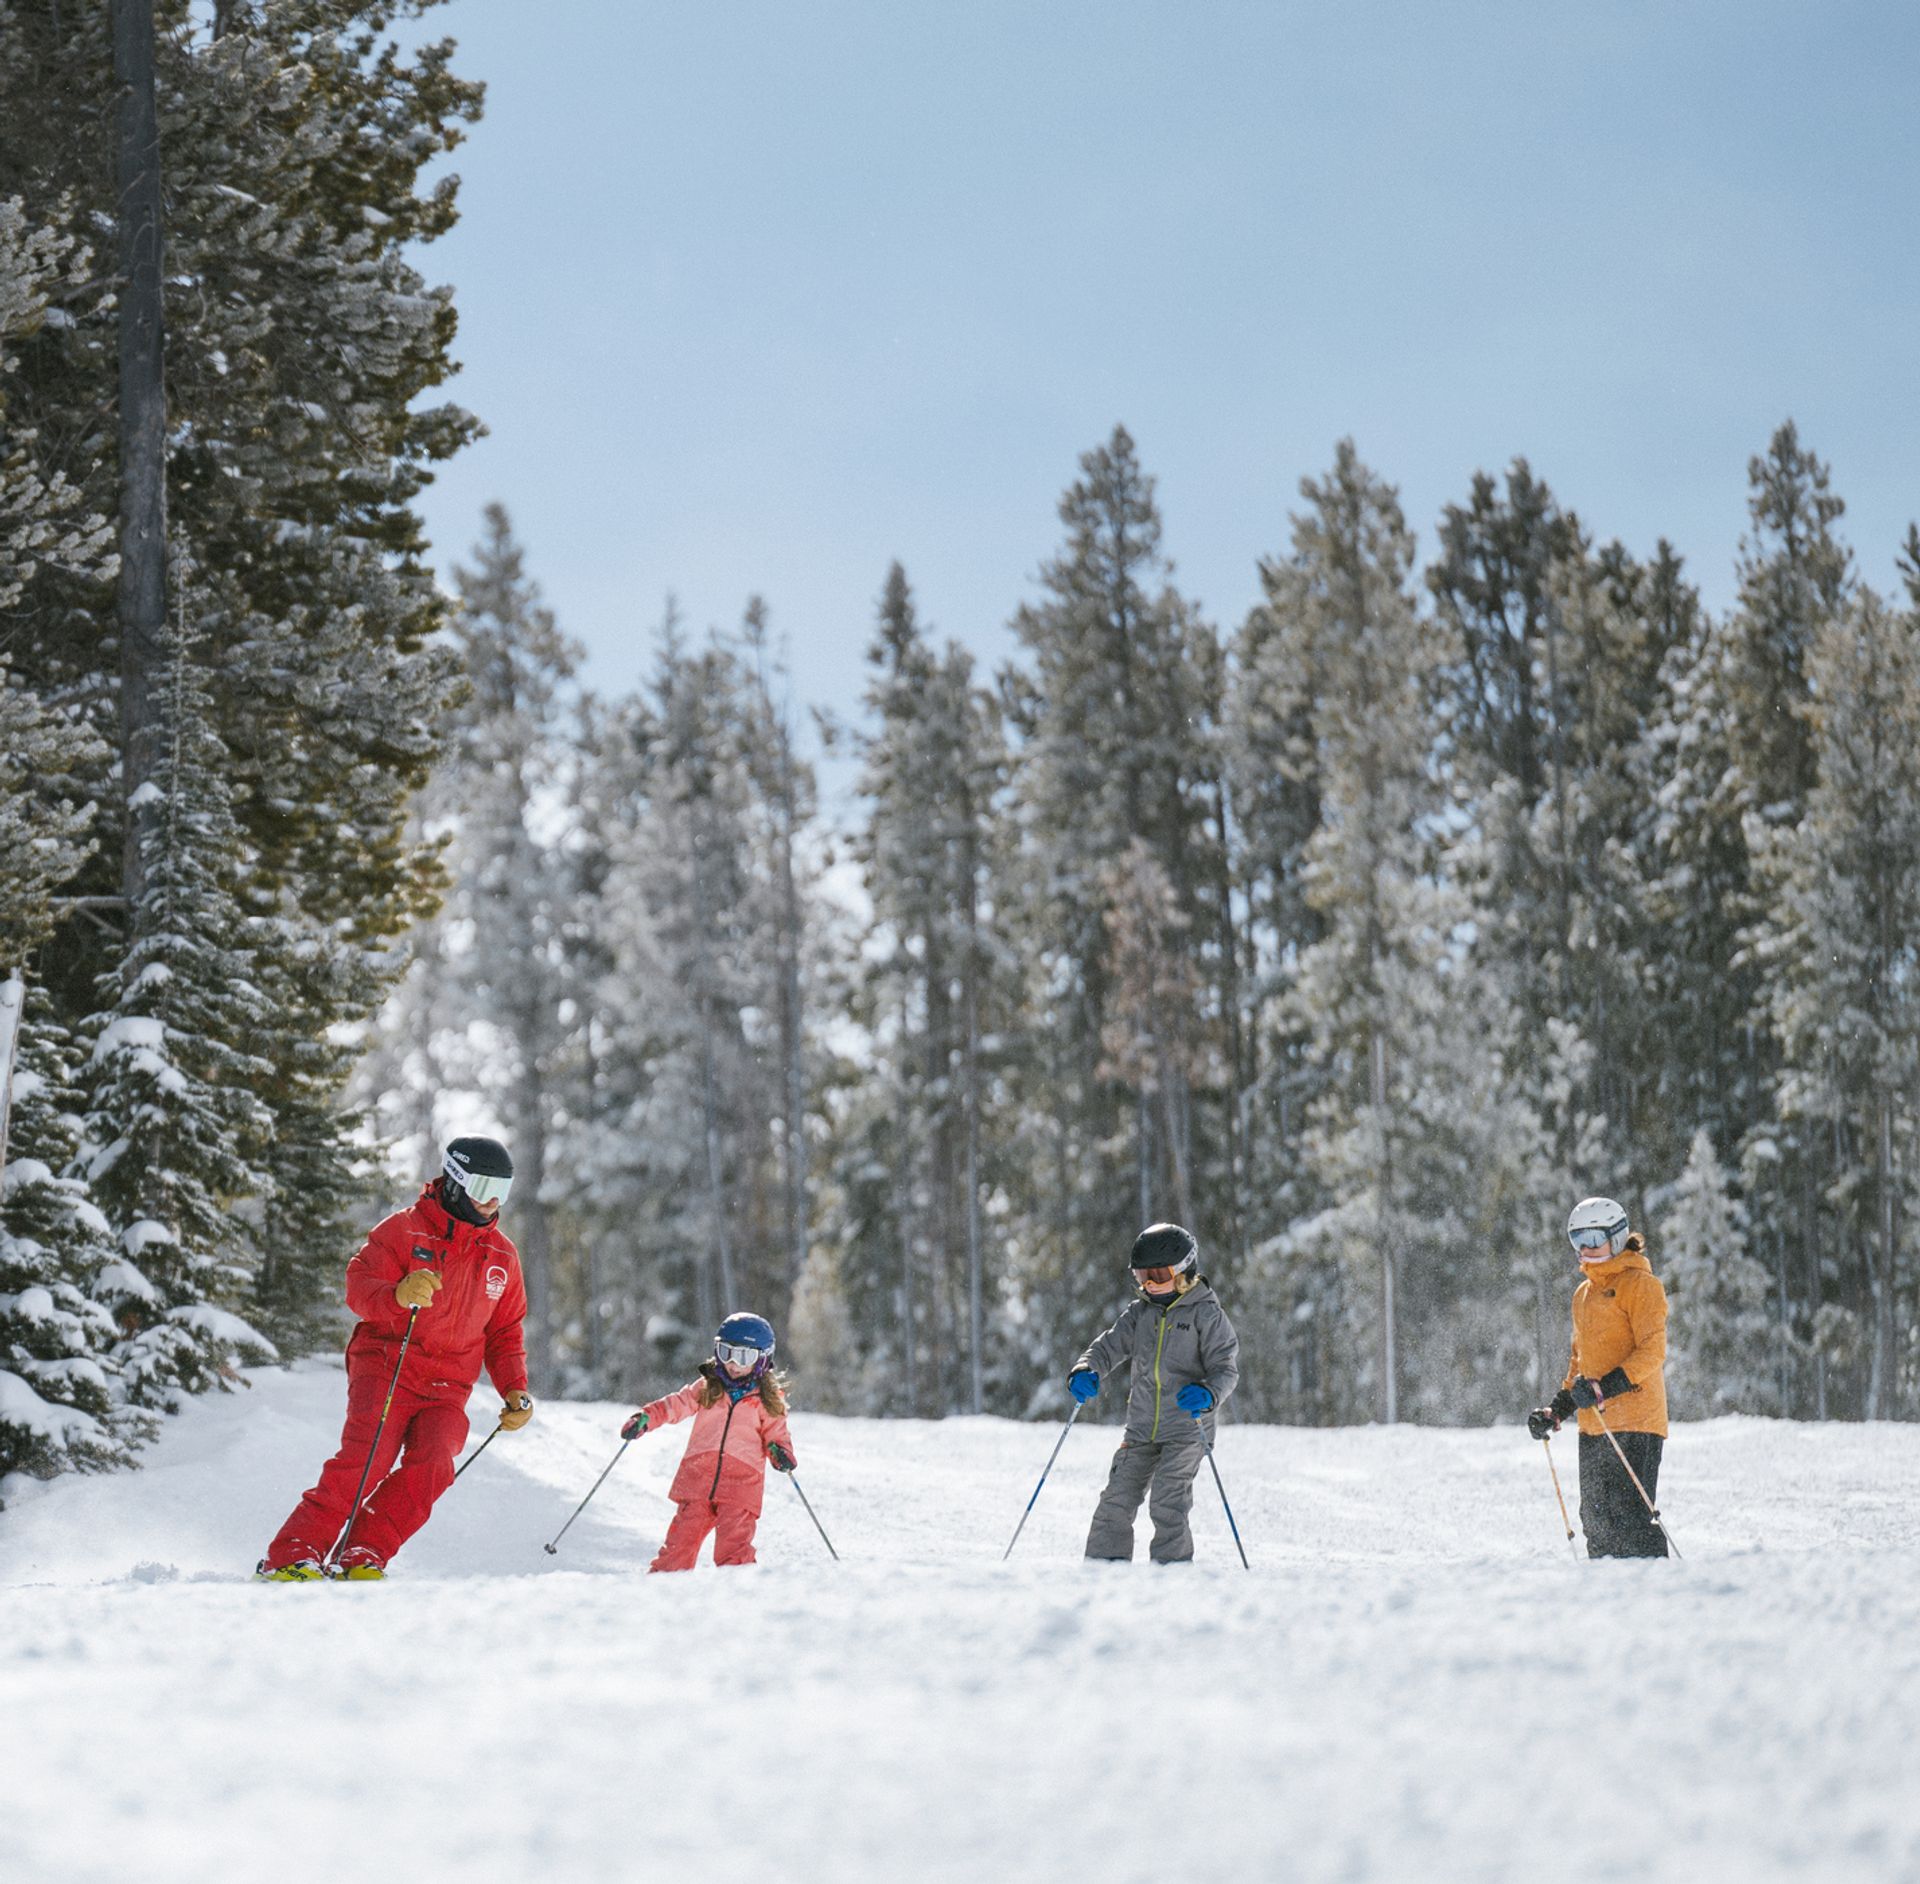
left=255, top=1558, right=329, bottom=1583
left=335, top=1546, right=387, bottom=1581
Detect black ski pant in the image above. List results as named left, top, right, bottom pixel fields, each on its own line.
left=1578, top=1429, right=1668, bottom=1559
left=1085, top=1433, right=1208, bottom=1563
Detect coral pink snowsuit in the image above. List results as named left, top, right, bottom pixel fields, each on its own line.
left=644, top=1368, right=794, bottom=1570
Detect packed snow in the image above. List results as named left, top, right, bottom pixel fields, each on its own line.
left=2, top=1360, right=1918, bottom=1883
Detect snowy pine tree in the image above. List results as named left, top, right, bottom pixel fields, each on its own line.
left=1754, top=586, right=1920, bottom=1418
left=1657, top=1129, right=1775, bottom=1415
left=1258, top=443, right=1557, bottom=1423
left=81, top=615, right=276, bottom=1407
left=999, top=426, right=1225, bottom=1385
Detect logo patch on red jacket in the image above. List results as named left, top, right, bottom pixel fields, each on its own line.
left=485, top=1264, right=508, bottom=1302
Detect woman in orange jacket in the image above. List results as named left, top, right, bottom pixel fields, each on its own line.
left=622, top=1312, right=796, bottom=1571
left=1527, top=1196, right=1671, bottom=1558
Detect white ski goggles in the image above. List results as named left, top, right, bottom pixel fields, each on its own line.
left=715, top=1339, right=767, bottom=1373
left=1568, top=1224, right=1617, bottom=1252
left=459, top=1171, right=513, bottom=1207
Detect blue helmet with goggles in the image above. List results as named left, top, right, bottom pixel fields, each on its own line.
left=714, top=1311, right=776, bottom=1380
left=443, top=1135, right=514, bottom=1208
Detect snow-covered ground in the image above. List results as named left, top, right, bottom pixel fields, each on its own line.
left=2, top=1362, right=1918, bottom=1883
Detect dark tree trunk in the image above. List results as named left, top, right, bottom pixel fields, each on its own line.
left=113, top=0, right=168, bottom=917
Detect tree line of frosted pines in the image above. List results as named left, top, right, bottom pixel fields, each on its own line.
left=6, top=8, right=1919, bottom=1498
left=382, top=417, right=1920, bottom=1438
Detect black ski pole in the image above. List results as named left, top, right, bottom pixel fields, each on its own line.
left=1003, top=1401, right=1081, bottom=1561
left=327, top=1304, right=419, bottom=1572
left=786, top=1472, right=839, bottom=1561
left=451, top=1422, right=503, bottom=1485
left=1192, top=1411, right=1250, bottom=1570
left=543, top=1439, right=630, bottom=1555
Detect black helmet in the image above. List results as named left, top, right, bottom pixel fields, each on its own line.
left=1129, top=1222, right=1198, bottom=1278
left=443, top=1135, right=514, bottom=1207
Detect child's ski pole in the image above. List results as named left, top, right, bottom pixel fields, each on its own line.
left=786, top=1472, right=840, bottom=1561
left=543, top=1439, right=630, bottom=1555
left=1003, top=1402, right=1081, bottom=1561
left=1192, top=1412, right=1251, bottom=1570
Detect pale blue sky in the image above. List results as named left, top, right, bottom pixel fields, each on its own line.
left=411, top=1, right=1918, bottom=795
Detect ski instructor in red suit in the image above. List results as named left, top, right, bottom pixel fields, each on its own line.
left=256, top=1136, right=533, bottom=1580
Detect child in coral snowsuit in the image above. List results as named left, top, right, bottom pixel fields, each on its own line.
left=622, top=1312, right=795, bottom=1571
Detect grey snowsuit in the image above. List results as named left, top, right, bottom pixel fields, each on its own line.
left=1072, top=1280, right=1240, bottom=1563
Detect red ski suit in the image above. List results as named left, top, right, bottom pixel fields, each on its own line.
left=264, top=1184, right=528, bottom=1569
left=644, top=1368, right=794, bottom=1571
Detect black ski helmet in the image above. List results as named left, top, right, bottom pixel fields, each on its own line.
left=1129, top=1222, right=1198, bottom=1277
left=443, top=1135, right=514, bottom=1205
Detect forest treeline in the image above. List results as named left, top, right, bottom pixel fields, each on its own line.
left=5, top=5, right=1919, bottom=1493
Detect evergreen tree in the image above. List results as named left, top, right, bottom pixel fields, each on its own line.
left=2, top=1, right=479, bottom=1383
left=0, top=992, right=142, bottom=1488
left=1657, top=1129, right=1775, bottom=1415
left=433, top=506, right=584, bottom=1389
left=1755, top=587, right=1920, bottom=1417
left=828, top=564, right=1009, bottom=1412
left=81, top=615, right=276, bottom=1406
left=999, top=426, right=1223, bottom=1380
left=1262, top=442, right=1555, bottom=1422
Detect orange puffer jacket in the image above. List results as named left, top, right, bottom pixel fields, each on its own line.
left=1562, top=1240, right=1668, bottom=1436
left=643, top=1367, right=794, bottom=1517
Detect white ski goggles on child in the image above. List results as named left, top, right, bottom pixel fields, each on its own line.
left=715, top=1339, right=767, bottom=1374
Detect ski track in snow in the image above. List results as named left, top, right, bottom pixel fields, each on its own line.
left=2, top=1361, right=1918, bottom=1883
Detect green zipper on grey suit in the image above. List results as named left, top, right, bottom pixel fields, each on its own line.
left=1149, top=1308, right=1169, bottom=1441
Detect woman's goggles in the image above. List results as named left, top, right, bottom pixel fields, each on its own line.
left=715, top=1339, right=767, bottom=1374
left=461, top=1172, right=513, bottom=1207
left=1568, top=1225, right=1615, bottom=1252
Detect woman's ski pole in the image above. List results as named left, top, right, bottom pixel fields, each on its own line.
left=543, top=1439, right=630, bottom=1555
left=451, top=1422, right=502, bottom=1484
left=786, top=1473, right=840, bottom=1560
left=1594, top=1407, right=1682, bottom=1559
left=1541, top=1433, right=1579, bottom=1560
left=1003, top=1402, right=1082, bottom=1561
left=327, top=1305, right=419, bottom=1571
left=1192, top=1412, right=1251, bottom=1570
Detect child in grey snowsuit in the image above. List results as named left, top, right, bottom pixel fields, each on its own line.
left=1068, top=1223, right=1240, bottom=1563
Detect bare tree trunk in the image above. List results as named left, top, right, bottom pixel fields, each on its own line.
left=0, top=973, right=25, bottom=1176
left=774, top=729, right=809, bottom=1292
left=1211, top=775, right=1247, bottom=1262
left=508, top=1009, right=555, bottom=1388
left=1871, top=1092, right=1898, bottom=1418
left=1372, top=1024, right=1398, bottom=1424
left=1135, top=1090, right=1151, bottom=1225
left=687, top=819, right=733, bottom=1326
left=895, top=1015, right=918, bottom=1416
left=962, top=843, right=984, bottom=1414
left=114, top=0, right=168, bottom=918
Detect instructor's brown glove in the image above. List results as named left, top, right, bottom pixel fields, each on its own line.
left=395, top=1269, right=443, bottom=1310
left=500, top=1390, right=534, bottom=1432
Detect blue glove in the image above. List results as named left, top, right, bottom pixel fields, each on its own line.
left=1177, top=1382, right=1214, bottom=1415
left=1068, top=1369, right=1099, bottom=1404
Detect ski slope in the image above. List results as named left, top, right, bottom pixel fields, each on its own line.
left=2, top=1360, right=1918, bottom=1884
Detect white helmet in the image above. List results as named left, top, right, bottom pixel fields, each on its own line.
left=1567, top=1196, right=1629, bottom=1260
